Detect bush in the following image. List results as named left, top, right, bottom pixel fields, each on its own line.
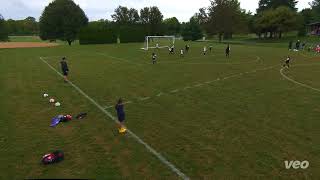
left=79, top=27, right=117, bottom=44
left=118, top=25, right=146, bottom=43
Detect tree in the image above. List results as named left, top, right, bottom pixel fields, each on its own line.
left=273, top=6, right=297, bottom=38
left=181, top=17, right=203, bottom=41
left=0, top=14, right=8, bottom=41
left=163, top=17, right=180, bottom=35
left=257, top=0, right=297, bottom=12
left=309, top=0, right=320, bottom=20
left=140, top=6, right=164, bottom=35
left=111, top=6, right=140, bottom=25
left=23, top=17, right=39, bottom=35
left=39, top=0, right=88, bottom=45
left=254, top=6, right=296, bottom=38
left=297, top=8, right=316, bottom=36
left=206, top=0, right=248, bottom=41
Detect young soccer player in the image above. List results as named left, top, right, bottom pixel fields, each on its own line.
left=180, top=49, right=184, bottom=57
left=60, top=57, right=69, bottom=82
left=209, top=45, right=213, bottom=52
left=203, top=46, right=207, bottom=55
left=185, top=44, right=190, bottom=53
left=152, top=52, right=157, bottom=64
left=296, top=40, right=301, bottom=51
left=283, top=56, right=291, bottom=68
left=226, top=44, right=230, bottom=58
left=288, top=41, right=293, bottom=51
left=115, top=98, right=126, bottom=132
left=169, top=46, right=175, bottom=54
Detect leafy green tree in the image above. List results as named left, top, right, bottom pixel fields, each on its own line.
left=257, top=0, right=297, bottom=12
left=111, top=6, right=140, bottom=25
left=181, top=17, right=203, bottom=41
left=39, top=0, right=88, bottom=45
left=163, top=17, right=180, bottom=35
left=254, top=6, right=296, bottom=38
left=206, top=0, right=248, bottom=41
left=273, top=6, right=297, bottom=38
left=23, top=17, right=39, bottom=35
left=140, top=6, right=164, bottom=35
left=297, top=8, right=316, bottom=36
left=309, top=0, right=320, bottom=20
left=0, top=14, right=8, bottom=41
left=5, top=17, right=39, bottom=35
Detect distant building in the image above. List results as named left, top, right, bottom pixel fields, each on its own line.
left=307, top=22, right=320, bottom=36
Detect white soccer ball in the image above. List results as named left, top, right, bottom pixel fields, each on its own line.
left=49, top=98, right=55, bottom=103
left=55, top=102, right=61, bottom=107
left=43, top=93, right=49, bottom=98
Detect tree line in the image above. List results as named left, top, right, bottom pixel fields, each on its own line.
left=0, top=0, right=320, bottom=44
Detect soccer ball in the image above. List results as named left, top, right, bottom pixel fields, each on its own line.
left=55, top=102, right=61, bottom=107
left=43, top=93, right=49, bottom=98
left=118, top=127, right=127, bottom=134
left=49, top=98, right=55, bottom=103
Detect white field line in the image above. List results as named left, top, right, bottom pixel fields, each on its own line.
left=161, top=56, right=261, bottom=66
left=102, top=64, right=278, bottom=109
left=170, top=89, right=180, bottom=93
left=139, top=97, right=151, bottom=101
left=280, top=65, right=320, bottom=93
left=156, top=92, right=164, bottom=97
left=40, top=57, right=189, bottom=180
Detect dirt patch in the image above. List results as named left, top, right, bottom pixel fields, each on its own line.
left=0, top=42, right=59, bottom=49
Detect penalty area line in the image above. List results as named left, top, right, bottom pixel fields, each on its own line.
left=40, top=57, right=189, bottom=180
left=280, top=67, right=320, bottom=93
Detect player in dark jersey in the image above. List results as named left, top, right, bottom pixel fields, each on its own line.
left=152, top=53, right=157, bottom=64
left=225, top=44, right=230, bottom=58
left=115, top=98, right=126, bottom=132
left=283, top=56, right=291, bottom=68
left=185, top=44, right=190, bottom=53
left=60, top=57, right=69, bottom=82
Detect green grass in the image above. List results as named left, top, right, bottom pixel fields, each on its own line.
left=9, top=36, right=43, bottom=42
left=1, top=40, right=319, bottom=179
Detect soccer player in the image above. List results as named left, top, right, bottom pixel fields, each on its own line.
left=296, top=40, right=301, bottom=51
left=283, top=56, right=291, bottom=68
left=209, top=45, right=213, bottom=52
left=156, top=43, right=159, bottom=49
left=152, top=52, right=157, bottom=64
left=185, top=44, right=190, bottom=53
left=288, top=41, right=293, bottom=51
left=115, top=98, right=126, bottom=132
left=180, top=49, right=184, bottom=57
left=169, top=46, right=175, bottom=54
left=60, top=57, right=69, bottom=82
left=226, top=44, right=230, bottom=58
left=203, top=46, right=207, bottom=55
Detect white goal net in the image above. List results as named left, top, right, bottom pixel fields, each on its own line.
left=142, top=36, right=175, bottom=50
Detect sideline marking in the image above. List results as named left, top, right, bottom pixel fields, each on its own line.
left=40, top=57, right=189, bottom=180
left=280, top=65, right=320, bottom=93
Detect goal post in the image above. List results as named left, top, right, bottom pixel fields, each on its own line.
left=142, top=36, right=175, bottom=50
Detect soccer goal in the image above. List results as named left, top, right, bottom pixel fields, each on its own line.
left=142, top=36, right=175, bottom=50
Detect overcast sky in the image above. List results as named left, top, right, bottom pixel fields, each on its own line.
left=0, top=0, right=312, bottom=22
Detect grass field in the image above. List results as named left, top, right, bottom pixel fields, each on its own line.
left=1, top=40, right=320, bottom=179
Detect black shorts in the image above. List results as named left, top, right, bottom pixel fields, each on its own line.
left=118, top=114, right=125, bottom=122
left=63, top=71, right=68, bottom=76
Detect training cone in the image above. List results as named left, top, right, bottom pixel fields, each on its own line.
left=118, top=127, right=127, bottom=134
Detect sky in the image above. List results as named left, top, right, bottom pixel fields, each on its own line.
left=0, top=0, right=313, bottom=22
